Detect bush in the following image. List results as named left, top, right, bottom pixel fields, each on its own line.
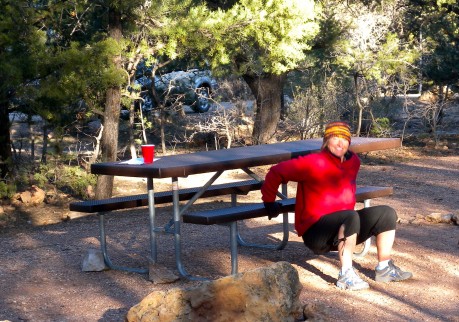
left=0, top=181, right=16, bottom=199
left=34, top=164, right=96, bottom=199
left=284, top=85, right=342, bottom=140
left=369, top=117, right=392, bottom=137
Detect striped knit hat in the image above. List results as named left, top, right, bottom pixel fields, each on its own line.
left=323, top=121, right=351, bottom=144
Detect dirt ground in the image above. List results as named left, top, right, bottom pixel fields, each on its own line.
left=0, top=139, right=458, bottom=321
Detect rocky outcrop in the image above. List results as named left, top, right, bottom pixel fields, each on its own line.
left=12, top=185, right=46, bottom=206
left=425, top=212, right=457, bottom=224
left=126, top=261, right=303, bottom=322
left=403, top=212, right=459, bottom=225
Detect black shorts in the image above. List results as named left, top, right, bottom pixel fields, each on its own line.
left=301, top=205, right=397, bottom=255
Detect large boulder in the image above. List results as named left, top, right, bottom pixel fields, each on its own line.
left=126, top=261, right=303, bottom=322
left=12, top=185, right=46, bottom=206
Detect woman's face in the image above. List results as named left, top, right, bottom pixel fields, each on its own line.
left=327, top=136, right=350, bottom=160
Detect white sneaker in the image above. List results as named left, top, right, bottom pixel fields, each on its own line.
left=336, top=267, right=370, bottom=291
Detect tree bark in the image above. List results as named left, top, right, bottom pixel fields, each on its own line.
left=243, top=73, right=287, bottom=145
left=0, top=103, right=12, bottom=178
left=40, top=123, right=48, bottom=164
left=354, top=73, right=364, bottom=136
left=160, top=108, right=167, bottom=154
left=95, top=7, right=123, bottom=199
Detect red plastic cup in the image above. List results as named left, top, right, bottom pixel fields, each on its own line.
left=141, top=144, right=155, bottom=164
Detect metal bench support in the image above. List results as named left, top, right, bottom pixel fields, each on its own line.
left=98, top=213, right=148, bottom=274
left=353, top=198, right=373, bottom=258
left=235, top=183, right=289, bottom=251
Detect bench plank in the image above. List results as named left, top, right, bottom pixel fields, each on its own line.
left=69, top=180, right=262, bottom=213
left=182, top=186, right=393, bottom=225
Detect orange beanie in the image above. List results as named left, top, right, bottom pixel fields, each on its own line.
left=323, top=121, right=351, bottom=144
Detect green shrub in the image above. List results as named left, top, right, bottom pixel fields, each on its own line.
left=33, top=164, right=96, bottom=199
left=0, top=181, right=16, bottom=199
left=58, top=166, right=97, bottom=199
left=369, top=117, right=392, bottom=137
left=33, top=164, right=53, bottom=189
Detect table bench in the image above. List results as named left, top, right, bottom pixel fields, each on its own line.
left=69, top=179, right=263, bottom=273
left=182, top=186, right=393, bottom=275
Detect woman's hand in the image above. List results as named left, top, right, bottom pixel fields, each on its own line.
left=263, top=201, right=282, bottom=220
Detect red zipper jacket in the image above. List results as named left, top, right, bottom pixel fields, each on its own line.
left=261, top=149, right=360, bottom=236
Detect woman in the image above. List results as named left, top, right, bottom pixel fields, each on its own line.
left=261, top=121, right=412, bottom=290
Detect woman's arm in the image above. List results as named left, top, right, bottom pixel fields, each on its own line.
left=261, top=156, right=311, bottom=202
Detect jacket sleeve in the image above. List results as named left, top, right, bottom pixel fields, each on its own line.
left=261, top=156, right=311, bottom=202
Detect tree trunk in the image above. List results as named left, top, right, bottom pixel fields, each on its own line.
left=160, top=108, right=167, bottom=154
left=243, top=73, right=286, bottom=145
left=128, top=102, right=137, bottom=159
left=41, top=123, right=48, bottom=164
left=95, top=7, right=122, bottom=200
left=0, top=103, right=12, bottom=178
left=354, top=73, right=364, bottom=136
left=28, top=116, right=36, bottom=162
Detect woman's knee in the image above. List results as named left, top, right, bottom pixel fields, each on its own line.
left=343, top=212, right=360, bottom=237
left=381, top=205, right=397, bottom=221
left=376, top=205, right=398, bottom=232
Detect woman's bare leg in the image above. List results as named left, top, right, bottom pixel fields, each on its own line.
left=375, top=229, right=395, bottom=262
left=337, top=224, right=357, bottom=269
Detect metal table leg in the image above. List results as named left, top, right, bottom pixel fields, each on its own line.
left=147, top=177, right=157, bottom=263
left=98, top=213, right=148, bottom=274
left=354, top=199, right=372, bottom=258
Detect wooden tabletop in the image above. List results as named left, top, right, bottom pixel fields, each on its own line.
left=91, top=137, right=400, bottom=179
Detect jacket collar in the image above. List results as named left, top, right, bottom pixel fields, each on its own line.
left=322, top=148, right=353, bottom=163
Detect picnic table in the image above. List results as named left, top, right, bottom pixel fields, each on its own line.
left=87, top=137, right=401, bottom=279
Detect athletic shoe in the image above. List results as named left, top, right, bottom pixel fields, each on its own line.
left=375, top=260, right=413, bottom=282
left=336, top=267, right=370, bottom=291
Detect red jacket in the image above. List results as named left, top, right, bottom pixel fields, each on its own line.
left=261, top=149, right=360, bottom=236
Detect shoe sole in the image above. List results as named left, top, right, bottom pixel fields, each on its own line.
left=336, top=282, right=370, bottom=291
left=375, top=273, right=413, bottom=283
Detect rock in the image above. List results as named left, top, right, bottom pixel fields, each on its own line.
left=29, top=185, right=46, bottom=205
left=18, top=191, right=32, bottom=204
left=398, top=218, right=410, bottom=225
left=148, top=262, right=179, bottom=284
left=127, top=261, right=303, bottom=322
left=1, top=204, right=15, bottom=212
left=86, top=185, right=95, bottom=199
left=408, top=214, right=425, bottom=225
left=45, top=190, right=58, bottom=203
left=13, top=186, right=46, bottom=206
left=425, top=140, right=436, bottom=148
left=45, top=188, right=69, bottom=204
left=410, top=219, right=424, bottom=225
left=81, top=248, right=108, bottom=272
left=451, top=214, right=458, bottom=225
left=425, top=213, right=453, bottom=224
left=303, top=302, right=330, bottom=321
left=62, top=211, right=90, bottom=221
